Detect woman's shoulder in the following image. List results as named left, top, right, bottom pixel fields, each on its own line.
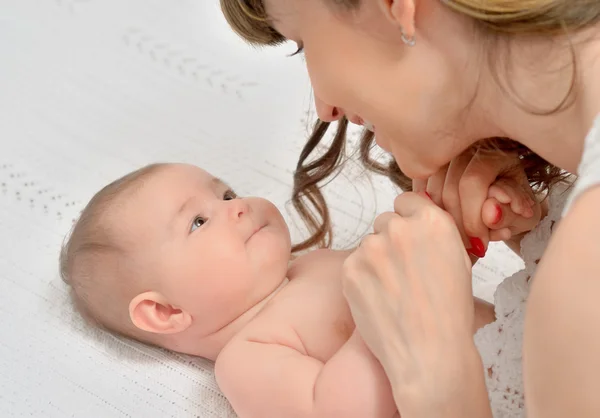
left=562, top=114, right=600, bottom=216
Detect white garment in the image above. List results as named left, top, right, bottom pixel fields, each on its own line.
left=474, top=115, right=600, bottom=418
left=563, top=116, right=600, bottom=215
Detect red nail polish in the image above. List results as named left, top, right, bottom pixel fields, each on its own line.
left=468, top=237, right=486, bottom=258
left=492, top=205, right=503, bottom=225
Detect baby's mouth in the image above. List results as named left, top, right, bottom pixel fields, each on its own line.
left=246, top=223, right=265, bottom=243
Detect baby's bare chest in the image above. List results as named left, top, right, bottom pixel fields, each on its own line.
left=242, top=254, right=356, bottom=362
left=284, top=277, right=355, bottom=362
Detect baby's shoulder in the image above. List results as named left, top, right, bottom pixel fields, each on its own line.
left=225, top=311, right=308, bottom=357
left=288, top=248, right=352, bottom=279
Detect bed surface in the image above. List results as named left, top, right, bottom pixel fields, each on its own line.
left=0, top=1, right=523, bottom=416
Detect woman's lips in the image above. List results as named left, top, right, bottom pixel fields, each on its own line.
left=348, top=115, right=375, bottom=132
left=363, top=121, right=375, bottom=133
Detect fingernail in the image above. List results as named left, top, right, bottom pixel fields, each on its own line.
left=468, top=237, right=486, bottom=258
left=492, top=204, right=503, bottom=225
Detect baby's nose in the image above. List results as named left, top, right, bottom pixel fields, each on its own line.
left=226, top=198, right=249, bottom=220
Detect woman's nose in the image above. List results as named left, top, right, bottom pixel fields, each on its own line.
left=314, top=94, right=343, bottom=122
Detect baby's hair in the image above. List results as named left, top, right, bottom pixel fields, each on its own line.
left=60, top=163, right=167, bottom=344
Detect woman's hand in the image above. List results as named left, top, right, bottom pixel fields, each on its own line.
left=413, top=147, right=543, bottom=258
left=342, top=192, right=492, bottom=417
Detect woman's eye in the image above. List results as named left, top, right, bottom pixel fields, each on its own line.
left=223, top=190, right=237, bottom=201
left=190, top=216, right=206, bottom=232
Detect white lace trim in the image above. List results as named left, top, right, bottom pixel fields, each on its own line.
left=473, top=181, right=571, bottom=418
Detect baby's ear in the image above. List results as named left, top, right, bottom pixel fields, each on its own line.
left=129, top=291, right=192, bottom=335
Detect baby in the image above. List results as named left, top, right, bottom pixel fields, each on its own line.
left=60, top=162, right=536, bottom=418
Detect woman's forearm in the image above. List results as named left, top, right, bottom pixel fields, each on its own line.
left=524, top=188, right=600, bottom=417
left=391, top=343, right=492, bottom=418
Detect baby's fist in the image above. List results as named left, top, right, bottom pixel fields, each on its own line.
left=481, top=179, right=543, bottom=242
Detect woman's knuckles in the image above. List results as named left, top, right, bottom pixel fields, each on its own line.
left=384, top=216, right=406, bottom=239
left=360, top=233, right=388, bottom=257
left=416, top=204, right=456, bottom=232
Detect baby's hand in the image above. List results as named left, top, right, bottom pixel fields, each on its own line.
left=413, top=148, right=544, bottom=258
left=481, top=178, right=543, bottom=242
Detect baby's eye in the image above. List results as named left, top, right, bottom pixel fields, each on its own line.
left=223, top=190, right=237, bottom=201
left=190, top=216, right=206, bottom=233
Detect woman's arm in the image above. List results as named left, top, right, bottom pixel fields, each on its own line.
left=342, top=193, right=494, bottom=418
left=524, top=187, right=600, bottom=417
left=395, top=344, right=492, bottom=418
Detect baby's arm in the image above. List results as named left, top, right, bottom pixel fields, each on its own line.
left=216, top=330, right=397, bottom=418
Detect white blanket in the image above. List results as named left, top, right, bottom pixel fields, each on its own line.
left=0, top=1, right=523, bottom=416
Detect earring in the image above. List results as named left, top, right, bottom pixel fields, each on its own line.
left=400, top=27, right=416, bottom=47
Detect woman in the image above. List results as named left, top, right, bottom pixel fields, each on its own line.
left=220, top=0, right=600, bottom=416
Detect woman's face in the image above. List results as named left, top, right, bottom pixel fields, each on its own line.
left=264, top=0, right=487, bottom=179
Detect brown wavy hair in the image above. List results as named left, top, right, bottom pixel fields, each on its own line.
left=221, top=0, right=599, bottom=251
left=290, top=118, right=565, bottom=252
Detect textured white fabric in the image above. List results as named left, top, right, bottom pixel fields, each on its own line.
left=0, top=1, right=523, bottom=417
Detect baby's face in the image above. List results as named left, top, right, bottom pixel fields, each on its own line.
left=122, top=163, right=291, bottom=336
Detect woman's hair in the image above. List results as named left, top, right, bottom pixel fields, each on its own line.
left=290, top=118, right=566, bottom=252
left=221, top=0, right=600, bottom=251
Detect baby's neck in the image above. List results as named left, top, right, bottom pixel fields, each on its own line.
left=197, top=278, right=290, bottom=360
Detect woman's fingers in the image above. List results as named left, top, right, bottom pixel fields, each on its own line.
left=412, top=178, right=428, bottom=193
left=442, top=152, right=473, bottom=248
left=459, top=151, right=520, bottom=254
left=392, top=192, right=437, bottom=219
left=482, top=198, right=541, bottom=241
left=373, top=211, right=399, bottom=234
left=481, top=198, right=518, bottom=234
left=488, top=182, right=534, bottom=218
left=407, top=149, right=541, bottom=257
left=425, top=164, right=449, bottom=208
left=489, top=228, right=513, bottom=241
